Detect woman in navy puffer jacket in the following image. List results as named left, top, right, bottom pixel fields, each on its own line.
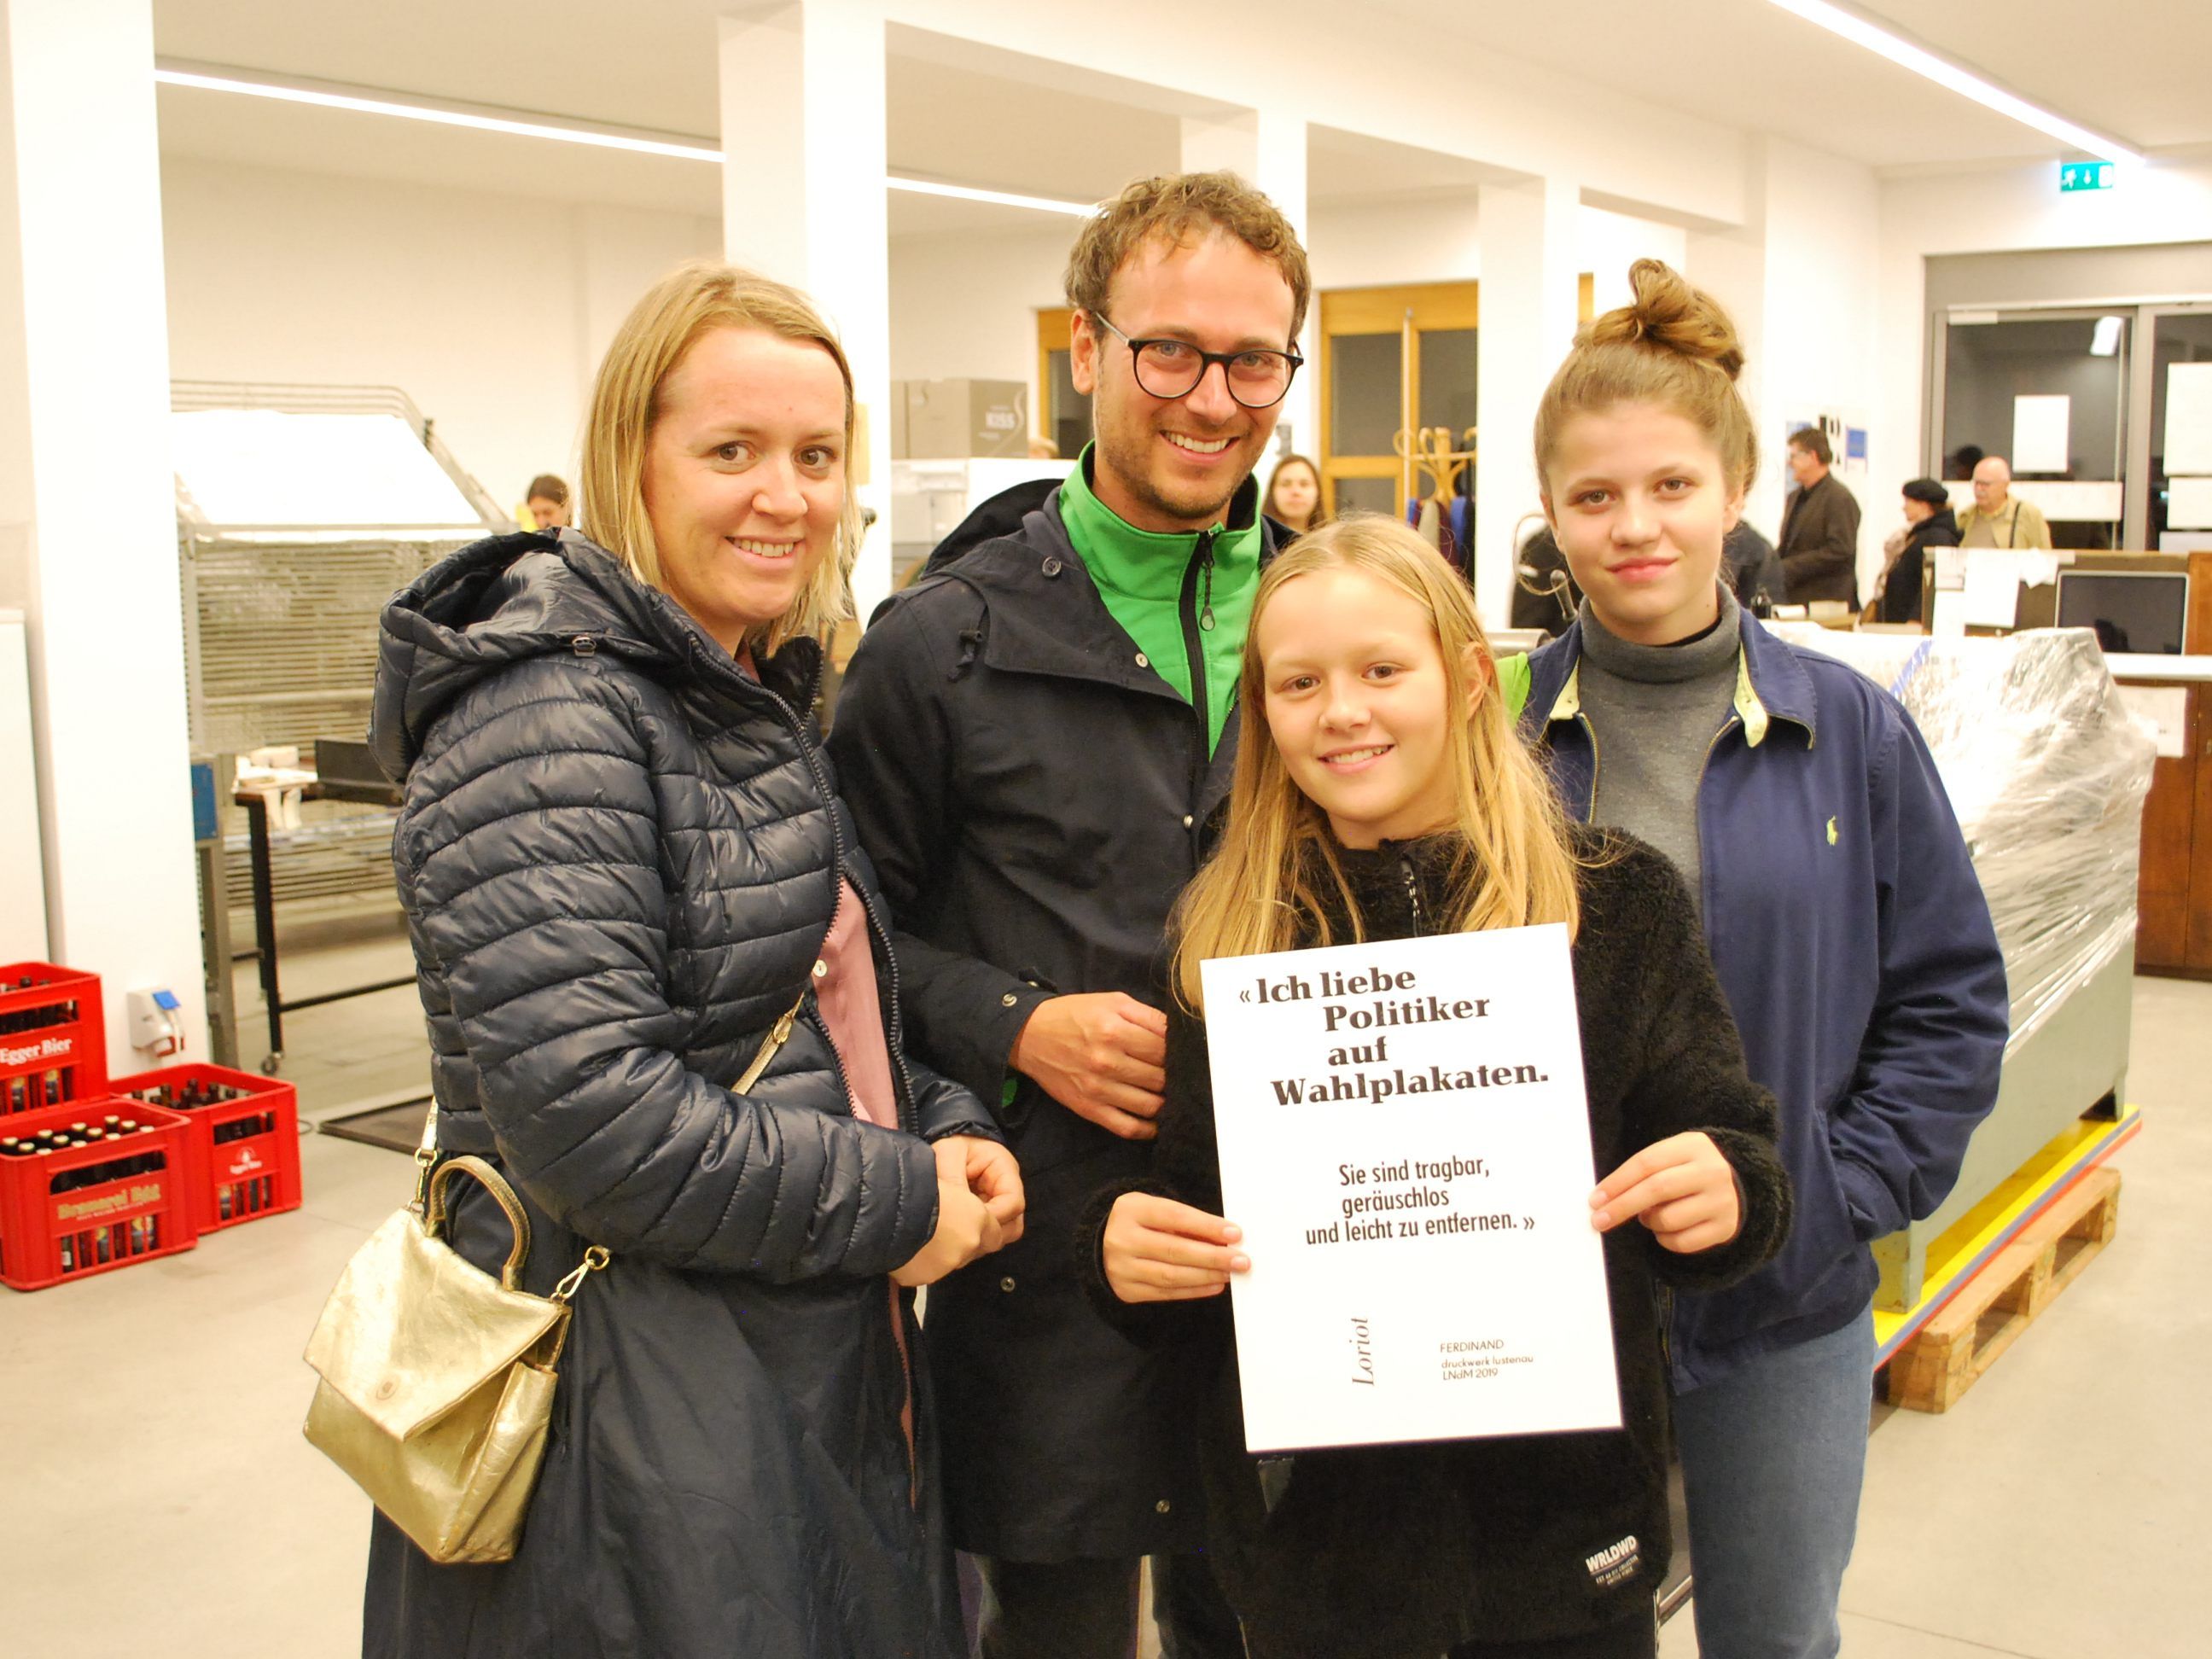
left=361, top=262, right=1020, bottom=1658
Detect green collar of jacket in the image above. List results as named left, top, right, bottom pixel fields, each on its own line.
left=1057, top=445, right=1262, bottom=754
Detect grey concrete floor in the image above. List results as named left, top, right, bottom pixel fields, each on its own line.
left=2, top=954, right=2203, bottom=1657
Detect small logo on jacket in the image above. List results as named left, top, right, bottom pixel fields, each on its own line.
left=1585, top=1534, right=1641, bottom=1589
left=1825, top=816, right=1839, bottom=846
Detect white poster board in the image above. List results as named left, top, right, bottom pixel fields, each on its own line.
left=2164, top=362, right=2212, bottom=477
left=1200, top=926, right=1622, bottom=1453
left=2167, top=476, right=2212, bottom=531
left=2012, top=394, right=2071, bottom=474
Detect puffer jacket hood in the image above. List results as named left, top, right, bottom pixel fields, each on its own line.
left=370, top=527, right=819, bottom=783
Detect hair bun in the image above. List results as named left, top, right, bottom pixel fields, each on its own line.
left=1586, top=259, right=1745, bottom=382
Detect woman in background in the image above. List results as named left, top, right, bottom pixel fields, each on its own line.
left=1264, top=451, right=1325, bottom=535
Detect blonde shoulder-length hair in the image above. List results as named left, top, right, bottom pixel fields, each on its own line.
left=579, top=259, right=858, bottom=654
left=1173, top=515, right=1586, bottom=1013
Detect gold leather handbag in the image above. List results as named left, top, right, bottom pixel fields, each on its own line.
left=299, top=995, right=802, bottom=1564
left=300, top=1118, right=608, bottom=1565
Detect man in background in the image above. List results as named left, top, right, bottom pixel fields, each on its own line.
left=1955, top=455, right=2052, bottom=549
left=1776, top=428, right=1861, bottom=605
left=522, top=474, right=571, bottom=529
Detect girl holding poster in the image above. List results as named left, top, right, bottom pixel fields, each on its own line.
left=1086, top=515, right=1790, bottom=1659
left=1512, top=263, right=2006, bottom=1659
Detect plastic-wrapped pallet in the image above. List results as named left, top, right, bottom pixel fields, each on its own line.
left=1769, top=626, right=2155, bottom=1053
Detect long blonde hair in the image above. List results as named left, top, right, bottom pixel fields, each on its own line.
left=1173, top=515, right=1583, bottom=1012
left=579, top=259, right=857, bottom=653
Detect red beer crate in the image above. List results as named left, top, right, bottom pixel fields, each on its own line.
left=111, top=1062, right=301, bottom=1234
left=0, top=1099, right=197, bottom=1291
left=0, top=962, right=107, bottom=1119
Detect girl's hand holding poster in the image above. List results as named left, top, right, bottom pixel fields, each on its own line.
left=1201, top=923, right=1622, bottom=1452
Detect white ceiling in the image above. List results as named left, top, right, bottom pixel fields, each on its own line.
left=1367, top=0, right=2212, bottom=172
left=150, top=0, right=2212, bottom=222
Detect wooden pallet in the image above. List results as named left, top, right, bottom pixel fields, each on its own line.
left=1884, top=1166, right=2122, bottom=1415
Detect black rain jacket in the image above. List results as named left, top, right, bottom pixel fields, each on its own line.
left=360, top=529, right=994, bottom=1658
left=827, top=476, right=1286, bottom=1560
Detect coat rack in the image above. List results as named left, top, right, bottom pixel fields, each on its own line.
left=1394, top=424, right=1478, bottom=511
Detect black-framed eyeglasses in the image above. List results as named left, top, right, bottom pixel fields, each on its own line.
left=1090, top=313, right=1303, bottom=410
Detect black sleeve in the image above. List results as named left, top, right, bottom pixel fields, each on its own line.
left=825, top=590, right=1052, bottom=1124
left=1074, top=997, right=1233, bottom=1344
left=1605, top=849, right=1793, bottom=1289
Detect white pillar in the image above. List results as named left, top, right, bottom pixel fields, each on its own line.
left=1475, top=175, right=1580, bottom=628
left=718, top=0, right=894, bottom=618
left=1689, top=140, right=1780, bottom=540
left=0, top=0, right=207, bottom=1069
left=1179, top=110, right=1316, bottom=475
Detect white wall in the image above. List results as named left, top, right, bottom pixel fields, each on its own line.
left=1757, top=139, right=1884, bottom=573
left=1876, top=152, right=2212, bottom=553
left=160, top=156, right=719, bottom=517
left=1580, top=207, right=1689, bottom=316
left=1307, top=195, right=1482, bottom=291
left=888, top=221, right=1069, bottom=422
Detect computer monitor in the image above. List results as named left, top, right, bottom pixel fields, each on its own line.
left=2054, top=570, right=2189, bottom=655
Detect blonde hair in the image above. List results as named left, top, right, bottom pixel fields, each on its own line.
left=579, top=260, right=857, bottom=653
left=1173, top=515, right=1584, bottom=1012
left=1534, top=259, right=1758, bottom=500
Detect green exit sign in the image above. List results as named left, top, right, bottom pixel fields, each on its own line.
left=2060, top=161, right=2116, bottom=192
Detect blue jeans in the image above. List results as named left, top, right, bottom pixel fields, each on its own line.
left=1671, top=1310, right=1875, bottom=1659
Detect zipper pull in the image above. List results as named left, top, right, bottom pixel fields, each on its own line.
left=1198, top=533, right=1218, bottom=632
left=1401, top=857, right=1423, bottom=936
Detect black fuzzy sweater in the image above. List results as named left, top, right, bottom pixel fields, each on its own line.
left=1081, top=830, right=1790, bottom=1657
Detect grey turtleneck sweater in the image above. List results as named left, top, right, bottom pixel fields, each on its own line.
left=1575, top=585, right=1742, bottom=914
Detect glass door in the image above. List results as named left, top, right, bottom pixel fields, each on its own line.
left=1318, top=282, right=1481, bottom=519
left=2139, top=306, right=2212, bottom=550
left=1932, top=308, right=2131, bottom=549
left=1318, top=276, right=1593, bottom=521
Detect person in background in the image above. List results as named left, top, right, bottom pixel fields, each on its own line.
left=522, top=472, right=571, bottom=529
left=1263, top=451, right=1324, bottom=536
left=1513, top=259, right=2008, bottom=1659
left=1511, top=521, right=1580, bottom=635
left=1723, top=520, right=1782, bottom=614
left=830, top=171, right=1305, bottom=1659
left=363, top=261, right=1019, bottom=1659
left=1954, top=456, right=2052, bottom=550
left=1872, top=478, right=1959, bottom=625
left=1774, top=428, right=1860, bottom=606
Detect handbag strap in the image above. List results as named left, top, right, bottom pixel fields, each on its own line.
left=411, top=1103, right=609, bottom=1302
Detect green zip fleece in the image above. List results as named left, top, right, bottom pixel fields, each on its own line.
left=1057, top=445, right=1262, bottom=755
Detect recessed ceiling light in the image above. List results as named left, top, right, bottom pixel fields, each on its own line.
left=1762, top=0, right=2142, bottom=166
left=154, top=61, right=723, bottom=163
left=154, top=60, right=1102, bottom=220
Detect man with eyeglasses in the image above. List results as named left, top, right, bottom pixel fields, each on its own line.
left=830, top=172, right=1307, bottom=1658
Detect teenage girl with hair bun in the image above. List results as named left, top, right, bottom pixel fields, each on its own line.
left=1086, top=513, right=1791, bottom=1659
left=1509, top=259, right=2009, bottom=1658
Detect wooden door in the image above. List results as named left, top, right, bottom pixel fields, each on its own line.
left=1317, top=276, right=1595, bottom=520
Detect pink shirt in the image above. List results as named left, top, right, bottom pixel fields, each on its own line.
left=815, top=879, right=899, bottom=1128
left=732, top=646, right=899, bottom=1129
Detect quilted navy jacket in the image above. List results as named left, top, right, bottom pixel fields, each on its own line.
left=360, top=529, right=990, bottom=1658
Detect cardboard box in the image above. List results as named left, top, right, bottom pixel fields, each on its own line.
left=904, top=379, right=1028, bottom=459
left=888, top=385, right=910, bottom=461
